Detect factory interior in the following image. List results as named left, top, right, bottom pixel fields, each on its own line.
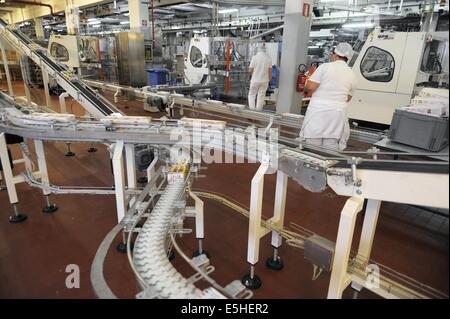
left=0, top=0, right=448, bottom=302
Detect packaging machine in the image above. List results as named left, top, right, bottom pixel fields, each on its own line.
left=0, top=19, right=449, bottom=300
left=347, top=28, right=449, bottom=125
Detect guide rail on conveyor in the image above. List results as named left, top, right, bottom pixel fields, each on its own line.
left=0, top=18, right=120, bottom=118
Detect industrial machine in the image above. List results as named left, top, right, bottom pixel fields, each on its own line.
left=185, top=36, right=279, bottom=98
left=348, top=28, right=449, bottom=125
left=185, top=36, right=210, bottom=85
left=48, top=33, right=142, bottom=86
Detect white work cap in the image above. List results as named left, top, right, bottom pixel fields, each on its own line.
left=257, top=42, right=266, bottom=52
left=334, top=42, right=353, bottom=60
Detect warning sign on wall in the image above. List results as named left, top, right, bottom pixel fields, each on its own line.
left=142, top=20, right=147, bottom=27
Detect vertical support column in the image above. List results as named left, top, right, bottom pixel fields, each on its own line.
left=41, top=69, right=52, bottom=109
left=125, top=144, right=137, bottom=207
left=211, top=2, right=219, bottom=37
left=266, top=170, right=288, bottom=271
left=19, top=55, right=31, bottom=103
left=189, top=190, right=208, bottom=258
left=34, top=140, right=58, bottom=213
left=276, top=0, right=313, bottom=114
left=357, top=199, right=381, bottom=261
left=0, top=38, right=14, bottom=96
left=351, top=199, right=381, bottom=297
left=112, top=140, right=126, bottom=223
left=146, top=154, right=158, bottom=191
left=0, top=133, right=26, bottom=223
left=242, top=162, right=269, bottom=289
left=129, top=0, right=150, bottom=41
left=327, top=197, right=364, bottom=299
left=34, top=18, right=45, bottom=40
left=65, top=0, right=80, bottom=35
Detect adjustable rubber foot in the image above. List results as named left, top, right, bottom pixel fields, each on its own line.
left=87, top=147, right=97, bottom=153
left=192, top=250, right=210, bottom=259
left=241, top=273, right=261, bottom=289
left=265, top=256, right=284, bottom=270
left=43, top=204, right=58, bottom=214
left=137, top=176, right=148, bottom=184
left=9, top=213, right=27, bottom=223
left=116, top=242, right=134, bottom=253
left=168, top=250, right=176, bottom=261
left=65, top=151, right=76, bottom=157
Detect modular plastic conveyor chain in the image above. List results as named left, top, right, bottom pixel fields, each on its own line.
left=133, top=183, right=203, bottom=299
left=0, top=18, right=119, bottom=118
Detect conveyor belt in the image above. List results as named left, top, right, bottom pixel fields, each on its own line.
left=133, top=183, right=203, bottom=298
left=334, top=160, right=450, bottom=174
left=0, top=18, right=119, bottom=118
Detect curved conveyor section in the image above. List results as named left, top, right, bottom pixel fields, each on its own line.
left=133, top=183, right=202, bottom=299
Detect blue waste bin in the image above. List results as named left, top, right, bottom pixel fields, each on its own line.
left=147, top=68, right=168, bottom=86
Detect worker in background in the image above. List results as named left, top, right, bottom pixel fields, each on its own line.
left=248, top=43, right=272, bottom=111
left=299, top=42, right=357, bottom=151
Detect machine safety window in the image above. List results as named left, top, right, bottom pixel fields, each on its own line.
left=189, top=46, right=203, bottom=68
left=50, top=43, right=69, bottom=62
left=360, top=46, right=395, bottom=82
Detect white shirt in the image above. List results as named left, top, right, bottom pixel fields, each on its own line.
left=249, top=51, right=272, bottom=83
left=308, top=60, right=358, bottom=108
left=300, top=60, right=357, bottom=148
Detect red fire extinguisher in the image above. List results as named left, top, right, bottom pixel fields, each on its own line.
left=296, top=64, right=307, bottom=92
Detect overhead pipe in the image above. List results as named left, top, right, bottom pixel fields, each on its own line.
left=4, top=1, right=56, bottom=16
left=250, top=24, right=283, bottom=39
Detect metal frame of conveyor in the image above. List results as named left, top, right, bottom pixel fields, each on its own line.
left=0, top=19, right=120, bottom=118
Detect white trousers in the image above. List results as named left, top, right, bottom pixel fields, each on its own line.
left=305, top=138, right=340, bottom=151
left=248, top=81, right=269, bottom=110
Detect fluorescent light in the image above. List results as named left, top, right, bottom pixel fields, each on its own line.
left=120, top=21, right=130, bottom=25
left=92, top=25, right=101, bottom=28
left=44, top=25, right=51, bottom=29
left=218, top=8, right=238, bottom=14
left=87, top=18, right=98, bottom=22
left=124, top=12, right=129, bottom=16
left=88, top=21, right=101, bottom=25
left=342, top=22, right=374, bottom=29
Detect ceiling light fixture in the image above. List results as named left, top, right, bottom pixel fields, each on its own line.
left=342, top=22, right=375, bottom=29
left=218, top=8, right=238, bottom=14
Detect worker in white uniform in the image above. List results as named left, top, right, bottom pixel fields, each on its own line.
left=248, top=43, right=273, bottom=110
left=300, top=42, right=357, bottom=151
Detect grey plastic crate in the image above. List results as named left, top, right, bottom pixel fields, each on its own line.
left=388, top=109, right=449, bottom=152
